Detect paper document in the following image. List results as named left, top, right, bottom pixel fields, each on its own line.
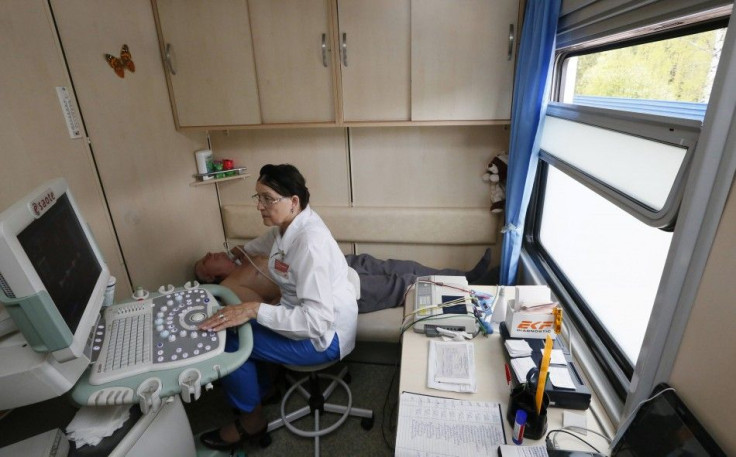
left=550, top=349, right=567, bottom=365
left=498, top=444, right=549, bottom=456
left=505, top=339, right=533, bottom=357
left=427, top=340, right=476, bottom=392
left=549, top=366, right=576, bottom=389
left=396, top=392, right=506, bottom=457
left=510, top=356, right=537, bottom=383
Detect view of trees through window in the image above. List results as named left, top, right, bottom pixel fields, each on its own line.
left=570, top=28, right=726, bottom=104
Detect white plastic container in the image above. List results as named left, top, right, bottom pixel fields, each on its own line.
left=194, top=149, right=214, bottom=180
left=103, top=276, right=116, bottom=307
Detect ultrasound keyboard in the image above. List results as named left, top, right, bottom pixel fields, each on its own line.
left=88, top=287, right=225, bottom=385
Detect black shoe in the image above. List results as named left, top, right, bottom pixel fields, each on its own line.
left=200, top=420, right=270, bottom=451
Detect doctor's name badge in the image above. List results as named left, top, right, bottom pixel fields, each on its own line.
left=274, top=259, right=290, bottom=276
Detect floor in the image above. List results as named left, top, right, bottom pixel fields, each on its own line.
left=186, top=361, right=400, bottom=456
left=0, top=357, right=401, bottom=457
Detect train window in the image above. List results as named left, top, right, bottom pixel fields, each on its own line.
left=538, top=166, right=672, bottom=364
left=559, top=27, right=726, bottom=120
left=525, top=12, right=730, bottom=403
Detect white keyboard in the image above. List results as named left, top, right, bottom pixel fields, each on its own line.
left=103, top=312, right=152, bottom=373
left=89, top=288, right=225, bottom=385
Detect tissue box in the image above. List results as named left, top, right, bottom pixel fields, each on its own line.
left=504, top=286, right=557, bottom=339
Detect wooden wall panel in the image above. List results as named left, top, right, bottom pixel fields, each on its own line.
left=212, top=128, right=351, bottom=207
left=350, top=126, right=509, bottom=208
left=0, top=0, right=129, bottom=299
left=50, top=0, right=224, bottom=290
left=670, top=178, right=736, bottom=452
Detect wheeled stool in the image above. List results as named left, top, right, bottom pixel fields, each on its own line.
left=266, top=360, right=374, bottom=457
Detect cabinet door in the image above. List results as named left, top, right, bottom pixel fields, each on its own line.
left=155, top=0, right=261, bottom=127
left=411, top=0, right=518, bottom=121
left=249, top=0, right=335, bottom=123
left=337, top=0, right=410, bottom=122
left=0, top=0, right=130, bottom=296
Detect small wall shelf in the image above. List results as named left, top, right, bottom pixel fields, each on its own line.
left=190, top=168, right=249, bottom=187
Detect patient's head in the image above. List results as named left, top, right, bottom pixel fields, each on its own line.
left=194, top=252, right=238, bottom=283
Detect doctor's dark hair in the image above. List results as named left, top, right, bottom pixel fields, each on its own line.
left=258, top=164, right=310, bottom=209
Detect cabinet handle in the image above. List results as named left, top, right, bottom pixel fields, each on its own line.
left=341, top=32, right=348, bottom=67
left=507, top=24, right=515, bottom=61
left=165, top=43, right=177, bottom=75
left=321, top=33, right=329, bottom=67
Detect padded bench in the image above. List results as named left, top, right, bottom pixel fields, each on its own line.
left=221, top=205, right=499, bottom=344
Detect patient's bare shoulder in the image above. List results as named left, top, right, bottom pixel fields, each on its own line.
left=222, top=255, right=281, bottom=303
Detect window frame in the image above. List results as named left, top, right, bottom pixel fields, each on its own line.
left=542, top=103, right=701, bottom=229
left=521, top=11, right=735, bottom=426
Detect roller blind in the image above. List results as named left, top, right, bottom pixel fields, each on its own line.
left=557, top=0, right=732, bottom=49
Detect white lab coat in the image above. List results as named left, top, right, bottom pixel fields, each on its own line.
left=243, top=206, right=358, bottom=359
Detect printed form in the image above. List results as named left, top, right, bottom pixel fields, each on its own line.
left=427, top=340, right=477, bottom=393
left=395, top=392, right=506, bottom=456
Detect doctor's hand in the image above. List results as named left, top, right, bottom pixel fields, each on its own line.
left=198, top=301, right=261, bottom=332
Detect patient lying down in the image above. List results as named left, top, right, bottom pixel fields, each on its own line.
left=194, top=249, right=496, bottom=313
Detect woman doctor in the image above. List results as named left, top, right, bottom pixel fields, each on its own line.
left=198, top=164, right=358, bottom=451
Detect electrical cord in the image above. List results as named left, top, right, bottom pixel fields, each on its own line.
left=226, top=243, right=281, bottom=287
left=381, top=360, right=400, bottom=452
left=611, top=386, right=676, bottom=450
left=545, top=429, right=602, bottom=453
left=561, top=426, right=611, bottom=445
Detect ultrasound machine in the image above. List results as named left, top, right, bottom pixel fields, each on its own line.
left=0, top=178, right=253, bottom=456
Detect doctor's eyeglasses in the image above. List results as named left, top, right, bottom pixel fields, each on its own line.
left=251, top=193, right=287, bottom=207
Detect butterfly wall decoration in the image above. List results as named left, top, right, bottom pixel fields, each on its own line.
left=105, top=44, right=136, bottom=78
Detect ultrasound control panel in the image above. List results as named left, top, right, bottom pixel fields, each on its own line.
left=151, top=288, right=222, bottom=365
left=88, top=287, right=226, bottom=385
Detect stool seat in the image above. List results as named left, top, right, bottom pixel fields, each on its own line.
left=267, top=362, right=374, bottom=457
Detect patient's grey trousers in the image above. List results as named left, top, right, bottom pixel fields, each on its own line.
left=346, top=253, right=466, bottom=313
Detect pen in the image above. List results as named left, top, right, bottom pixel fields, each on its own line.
left=504, top=363, right=511, bottom=389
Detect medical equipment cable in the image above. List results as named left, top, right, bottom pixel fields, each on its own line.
left=554, top=426, right=611, bottom=449
left=545, top=429, right=602, bottom=453
left=381, top=360, right=400, bottom=452
left=227, top=243, right=281, bottom=287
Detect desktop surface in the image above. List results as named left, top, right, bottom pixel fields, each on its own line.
left=398, top=285, right=610, bottom=453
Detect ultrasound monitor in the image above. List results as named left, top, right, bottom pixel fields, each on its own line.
left=0, top=178, right=109, bottom=410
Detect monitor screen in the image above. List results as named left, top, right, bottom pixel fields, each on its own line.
left=0, top=178, right=108, bottom=361
left=612, top=384, right=726, bottom=457
left=0, top=178, right=109, bottom=409
left=17, top=193, right=101, bottom=334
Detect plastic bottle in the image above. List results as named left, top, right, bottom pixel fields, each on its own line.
left=512, top=409, right=527, bottom=445
left=103, top=276, right=116, bottom=307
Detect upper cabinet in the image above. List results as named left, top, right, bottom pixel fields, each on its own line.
left=152, top=0, right=518, bottom=129
left=154, top=0, right=261, bottom=127
left=411, top=0, right=519, bottom=121
left=249, top=0, right=335, bottom=124
left=336, top=0, right=411, bottom=122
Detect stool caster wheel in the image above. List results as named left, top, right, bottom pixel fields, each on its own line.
left=361, top=415, right=374, bottom=430
left=258, top=433, right=272, bottom=448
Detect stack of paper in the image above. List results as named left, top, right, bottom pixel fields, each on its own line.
left=498, top=444, right=549, bottom=456
left=396, top=393, right=506, bottom=456
left=427, top=340, right=477, bottom=393
left=505, top=339, right=533, bottom=357
left=510, top=357, right=537, bottom=383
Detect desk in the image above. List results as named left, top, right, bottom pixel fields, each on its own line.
left=398, top=285, right=609, bottom=453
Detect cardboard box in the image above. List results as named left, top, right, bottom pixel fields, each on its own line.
left=504, top=286, right=557, bottom=339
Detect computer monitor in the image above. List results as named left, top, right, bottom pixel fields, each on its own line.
left=0, top=178, right=109, bottom=410
left=610, top=383, right=726, bottom=456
